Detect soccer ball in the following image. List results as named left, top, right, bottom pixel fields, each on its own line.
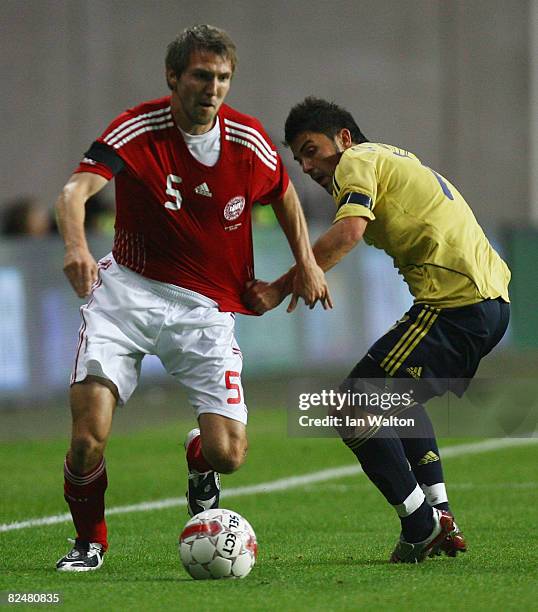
left=179, top=508, right=257, bottom=579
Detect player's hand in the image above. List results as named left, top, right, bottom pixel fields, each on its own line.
left=243, top=279, right=285, bottom=314
left=288, top=262, right=333, bottom=313
left=63, top=246, right=98, bottom=298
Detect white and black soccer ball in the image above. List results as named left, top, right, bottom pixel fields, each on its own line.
left=179, top=508, right=257, bottom=579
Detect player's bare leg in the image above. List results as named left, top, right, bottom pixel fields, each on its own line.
left=57, top=376, right=117, bottom=571
left=185, top=413, right=247, bottom=516
left=198, top=413, right=247, bottom=473
left=68, top=377, right=117, bottom=472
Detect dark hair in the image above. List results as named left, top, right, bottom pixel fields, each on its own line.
left=165, top=24, right=237, bottom=88
left=285, top=96, right=368, bottom=146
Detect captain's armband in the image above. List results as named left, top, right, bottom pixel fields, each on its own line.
left=83, top=141, right=125, bottom=176
left=338, top=192, right=372, bottom=210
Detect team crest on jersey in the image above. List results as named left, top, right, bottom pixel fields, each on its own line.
left=224, top=196, right=245, bottom=221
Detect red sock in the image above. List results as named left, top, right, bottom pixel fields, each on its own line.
left=186, top=434, right=213, bottom=472
left=64, top=456, right=108, bottom=551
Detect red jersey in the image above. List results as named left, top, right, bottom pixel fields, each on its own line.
left=74, top=97, right=289, bottom=314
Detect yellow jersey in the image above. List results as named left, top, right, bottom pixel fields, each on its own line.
left=332, top=143, right=510, bottom=307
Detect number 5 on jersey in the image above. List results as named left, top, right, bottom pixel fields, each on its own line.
left=165, top=174, right=183, bottom=210
left=225, top=371, right=242, bottom=405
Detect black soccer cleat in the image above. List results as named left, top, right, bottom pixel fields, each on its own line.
left=185, top=428, right=221, bottom=517
left=56, top=539, right=104, bottom=572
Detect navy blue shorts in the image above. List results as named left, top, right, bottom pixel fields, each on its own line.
left=347, top=298, right=510, bottom=401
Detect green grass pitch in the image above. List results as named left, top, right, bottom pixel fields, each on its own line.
left=1, top=401, right=538, bottom=611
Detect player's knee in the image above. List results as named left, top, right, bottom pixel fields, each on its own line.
left=69, top=433, right=106, bottom=473
left=204, top=438, right=247, bottom=474
left=198, top=413, right=247, bottom=473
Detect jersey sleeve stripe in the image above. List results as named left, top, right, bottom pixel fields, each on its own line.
left=103, top=106, right=171, bottom=143
left=111, top=121, right=174, bottom=149
left=224, top=126, right=276, bottom=161
left=223, top=119, right=277, bottom=158
left=105, top=113, right=173, bottom=146
left=224, top=126, right=277, bottom=158
left=224, top=135, right=277, bottom=170
left=224, top=126, right=278, bottom=168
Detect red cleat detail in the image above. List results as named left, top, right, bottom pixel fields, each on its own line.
left=390, top=509, right=460, bottom=563
left=429, top=513, right=467, bottom=558
left=422, top=511, right=455, bottom=558
left=439, top=531, right=467, bottom=557
left=185, top=430, right=212, bottom=473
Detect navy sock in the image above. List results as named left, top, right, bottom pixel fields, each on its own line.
left=343, top=430, right=418, bottom=505
left=343, top=428, right=435, bottom=542
left=339, top=356, right=438, bottom=533
left=395, top=404, right=450, bottom=512
left=400, top=500, right=435, bottom=543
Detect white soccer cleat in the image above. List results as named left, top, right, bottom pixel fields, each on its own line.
left=56, top=539, right=105, bottom=572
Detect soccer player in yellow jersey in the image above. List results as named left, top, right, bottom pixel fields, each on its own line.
left=245, top=97, right=510, bottom=563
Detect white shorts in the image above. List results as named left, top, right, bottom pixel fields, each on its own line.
left=71, top=255, right=247, bottom=424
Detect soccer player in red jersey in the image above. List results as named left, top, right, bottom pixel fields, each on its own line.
left=54, top=25, right=331, bottom=572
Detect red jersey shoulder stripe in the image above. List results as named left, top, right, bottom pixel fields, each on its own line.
left=223, top=125, right=277, bottom=167
left=104, top=105, right=170, bottom=143
left=225, top=134, right=277, bottom=171
left=104, top=106, right=173, bottom=149
left=106, top=113, right=173, bottom=147
left=223, top=118, right=277, bottom=171
left=223, top=118, right=277, bottom=158
left=110, top=119, right=174, bottom=149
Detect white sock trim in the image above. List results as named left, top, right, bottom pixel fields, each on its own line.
left=64, top=457, right=106, bottom=486
left=421, top=483, right=448, bottom=506
left=394, top=484, right=425, bottom=518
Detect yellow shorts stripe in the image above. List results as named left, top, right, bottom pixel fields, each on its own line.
left=381, top=308, right=435, bottom=374
left=387, top=309, right=439, bottom=376
left=380, top=309, right=429, bottom=371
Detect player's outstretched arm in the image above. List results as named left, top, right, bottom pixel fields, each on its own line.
left=245, top=216, right=366, bottom=314
left=270, top=181, right=332, bottom=311
left=311, top=216, right=368, bottom=273
left=55, top=172, right=109, bottom=298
